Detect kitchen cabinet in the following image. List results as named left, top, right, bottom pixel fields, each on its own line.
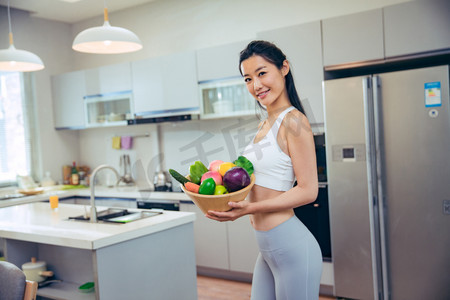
left=51, top=70, right=86, bottom=129
left=84, top=91, right=133, bottom=127
left=196, top=40, right=251, bottom=82
left=227, top=215, right=259, bottom=273
left=0, top=203, right=197, bottom=300
left=131, top=51, right=199, bottom=118
left=199, top=78, right=256, bottom=119
left=257, top=21, right=325, bottom=125
left=322, top=9, right=384, bottom=67
left=383, top=0, right=450, bottom=57
left=84, top=62, right=132, bottom=95
left=180, top=202, right=229, bottom=270
left=180, top=202, right=258, bottom=274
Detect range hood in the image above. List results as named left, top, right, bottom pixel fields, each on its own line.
left=127, top=107, right=199, bottom=125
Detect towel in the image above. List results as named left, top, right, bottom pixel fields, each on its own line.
left=121, top=136, right=133, bottom=149
left=112, top=136, right=121, bottom=149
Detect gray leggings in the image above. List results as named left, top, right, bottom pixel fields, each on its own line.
left=251, top=216, right=323, bottom=300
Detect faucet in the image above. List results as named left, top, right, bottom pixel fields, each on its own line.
left=90, top=164, right=120, bottom=223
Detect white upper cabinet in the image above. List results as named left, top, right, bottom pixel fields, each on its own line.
left=51, top=70, right=86, bottom=129
left=85, top=62, right=132, bottom=95
left=384, top=0, right=450, bottom=57
left=196, top=40, right=251, bottom=82
left=322, top=9, right=384, bottom=67
left=131, top=51, right=199, bottom=118
left=257, top=21, right=325, bottom=125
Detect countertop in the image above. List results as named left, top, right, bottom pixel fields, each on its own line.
left=0, top=202, right=195, bottom=250
left=0, top=185, right=191, bottom=208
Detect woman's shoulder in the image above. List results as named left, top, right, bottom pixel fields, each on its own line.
left=284, top=108, right=312, bottom=135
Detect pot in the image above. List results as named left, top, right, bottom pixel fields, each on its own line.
left=22, top=257, right=54, bottom=282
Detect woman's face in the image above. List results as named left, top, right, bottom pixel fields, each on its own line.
left=240, top=55, right=289, bottom=108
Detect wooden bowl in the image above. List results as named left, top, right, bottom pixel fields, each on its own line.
left=181, top=174, right=255, bottom=214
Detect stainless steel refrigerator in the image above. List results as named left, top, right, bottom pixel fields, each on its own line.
left=323, top=65, right=450, bottom=300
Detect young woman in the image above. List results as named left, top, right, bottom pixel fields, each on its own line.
left=206, top=40, right=323, bottom=300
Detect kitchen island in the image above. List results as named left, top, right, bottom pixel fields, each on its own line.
left=0, top=202, right=197, bottom=300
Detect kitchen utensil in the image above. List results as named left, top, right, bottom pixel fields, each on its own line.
left=38, top=279, right=62, bottom=288
left=153, top=170, right=172, bottom=191
left=118, top=154, right=134, bottom=185
left=181, top=174, right=255, bottom=214
left=18, top=188, right=44, bottom=195
left=152, top=124, right=172, bottom=191
left=22, top=257, right=54, bottom=282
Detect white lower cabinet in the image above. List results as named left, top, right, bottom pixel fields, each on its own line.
left=180, top=203, right=229, bottom=270
left=227, top=215, right=259, bottom=273
left=180, top=202, right=259, bottom=274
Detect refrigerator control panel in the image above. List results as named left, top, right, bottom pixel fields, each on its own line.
left=332, top=144, right=366, bottom=162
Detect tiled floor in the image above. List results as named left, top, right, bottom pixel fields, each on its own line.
left=197, top=275, right=335, bottom=300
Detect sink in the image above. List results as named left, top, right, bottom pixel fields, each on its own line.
left=68, top=208, right=162, bottom=224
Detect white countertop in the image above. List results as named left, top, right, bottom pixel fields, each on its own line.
left=0, top=185, right=191, bottom=208
left=0, top=202, right=195, bottom=250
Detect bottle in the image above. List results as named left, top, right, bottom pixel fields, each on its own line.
left=41, top=171, right=56, bottom=187
left=71, top=161, right=79, bottom=185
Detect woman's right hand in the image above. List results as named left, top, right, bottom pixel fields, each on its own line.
left=206, top=200, right=251, bottom=222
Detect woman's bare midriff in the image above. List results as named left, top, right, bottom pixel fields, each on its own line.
left=248, top=184, right=294, bottom=231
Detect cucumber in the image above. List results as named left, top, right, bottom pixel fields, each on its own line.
left=169, top=169, right=190, bottom=185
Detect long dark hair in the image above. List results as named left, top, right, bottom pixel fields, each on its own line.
left=239, top=40, right=306, bottom=116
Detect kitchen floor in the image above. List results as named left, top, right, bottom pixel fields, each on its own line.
left=197, top=275, right=335, bottom=299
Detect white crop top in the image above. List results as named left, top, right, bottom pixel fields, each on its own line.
left=243, top=106, right=296, bottom=191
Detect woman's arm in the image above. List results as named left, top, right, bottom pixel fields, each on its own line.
left=206, top=111, right=318, bottom=222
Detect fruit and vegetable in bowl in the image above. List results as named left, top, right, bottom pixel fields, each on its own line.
left=169, top=155, right=254, bottom=196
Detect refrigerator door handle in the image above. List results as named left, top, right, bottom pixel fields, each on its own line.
left=363, top=76, right=384, bottom=300
left=372, top=75, right=390, bottom=300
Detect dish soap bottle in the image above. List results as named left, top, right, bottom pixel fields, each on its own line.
left=41, top=171, right=56, bottom=187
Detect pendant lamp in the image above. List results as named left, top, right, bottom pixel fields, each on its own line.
left=0, top=1, right=45, bottom=72
left=72, top=3, right=143, bottom=54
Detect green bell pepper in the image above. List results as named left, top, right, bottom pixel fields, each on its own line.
left=199, top=178, right=216, bottom=195
left=189, top=161, right=208, bottom=184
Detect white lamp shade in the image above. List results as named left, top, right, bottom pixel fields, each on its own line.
left=0, top=44, right=45, bottom=72
left=73, top=21, right=143, bottom=54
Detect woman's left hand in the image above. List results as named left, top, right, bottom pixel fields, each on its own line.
left=206, top=200, right=250, bottom=222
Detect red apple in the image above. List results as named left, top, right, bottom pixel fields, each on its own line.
left=201, top=171, right=223, bottom=185
left=208, top=160, right=224, bottom=172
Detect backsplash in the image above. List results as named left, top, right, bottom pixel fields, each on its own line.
left=78, top=116, right=260, bottom=190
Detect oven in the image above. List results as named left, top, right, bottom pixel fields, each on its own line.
left=293, top=133, right=331, bottom=260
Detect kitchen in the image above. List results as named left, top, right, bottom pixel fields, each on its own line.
left=0, top=0, right=449, bottom=299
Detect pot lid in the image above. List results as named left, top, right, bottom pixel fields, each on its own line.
left=22, top=257, right=46, bottom=269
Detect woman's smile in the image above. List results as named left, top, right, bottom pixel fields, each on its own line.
left=257, top=89, right=270, bottom=99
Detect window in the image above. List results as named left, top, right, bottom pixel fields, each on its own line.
left=0, top=72, right=38, bottom=187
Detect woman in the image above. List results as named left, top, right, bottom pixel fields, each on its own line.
left=206, top=40, right=323, bottom=300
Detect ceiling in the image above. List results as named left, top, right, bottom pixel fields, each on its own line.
left=0, top=0, right=159, bottom=24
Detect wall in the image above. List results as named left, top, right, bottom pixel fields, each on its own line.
left=1, top=0, right=413, bottom=183
left=75, top=0, right=413, bottom=185
left=0, top=6, right=79, bottom=182
left=71, top=0, right=413, bottom=69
